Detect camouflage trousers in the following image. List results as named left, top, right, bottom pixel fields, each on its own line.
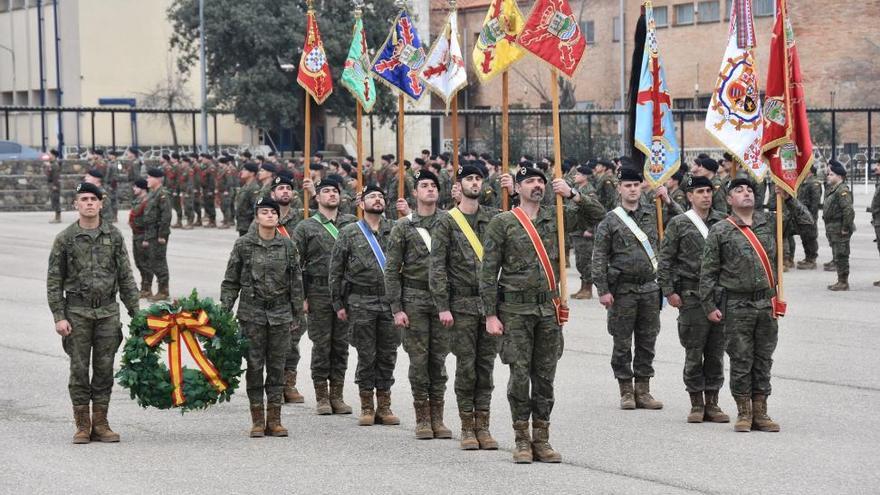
left=724, top=302, right=778, bottom=397
left=402, top=302, right=449, bottom=402
left=203, top=194, right=216, bottom=222
left=607, top=290, right=661, bottom=380
left=241, top=321, right=290, bottom=406
left=349, top=300, right=401, bottom=391
left=221, top=195, right=234, bottom=225
left=784, top=233, right=818, bottom=261
left=184, top=194, right=196, bottom=223
left=498, top=312, right=563, bottom=422
left=132, top=234, right=152, bottom=286
left=826, top=229, right=852, bottom=276
left=61, top=312, right=123, bottom=406
left=570, top=235, right=594, bottom=284
left=284, top=315, right=307, bottom=372
left=677, top=297, right=725, bottom=392
left=172, top=193, right=184, bottom=224
left=307, top=293, right=350, bottom=383
left=50, top=187, right=61, bottom=214
left=450, top=310, right=499, bottom=412
left=146, top=239, right=169, bottom=286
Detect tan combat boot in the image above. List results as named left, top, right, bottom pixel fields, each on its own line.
left=458, top=411, right=479, bottom=450
left=531, top=419, right=562, bottom=463
left=430, top=399, right=452, bottom=439
left=329, top=381, right=352, bottom=414
left=618, top=379, right=636, bottom=410
left=358, top=389, right=375, bottom=426
left=72, top=405, right=91, bottom=444
left=823, top=260, right=836, bottom=272
left=413, top=400, right=434, bottom=439
left=283, top=370, right=304, bottom=404
left=751, top=394, right=780, bottom=432
left=249, top=404, right=265, bottom=438
left=149, top=283, right=169, bottom=302
left=796, top=258, right=816, bottom=270
left=139, top=280, right=152, bottom=299
left=50, top=212, right=61, bottom=224
left=703, top=390, right=730, bottom=423
left=314, top=381, right=332, bottom=415
left=512, top=420, right=533, bottom=464
left=474, top=410, right=498, bottom=450
left=687, top=392, right=704, bottom=423
left=828, top=275, right=849, bottom=291
left=634, top=378, right=663, bottom=409
left=265, top=404, right=288, bottom=437
left=734, top=395, right=752, bottom=432
left=90, top=404, right=120, bottom=442
left=375, top=389, right=400, bottom=425
left=783, top=257, right=794, bottom=270
left=571, top=282, right=593, bottom=300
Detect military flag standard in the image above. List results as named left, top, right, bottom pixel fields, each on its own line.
left=297, top=7, right=334, bottom=105
left=472, top=0, right=526, bottom=83
left=341, top=14, right=377, bottom=113
left=420, top=8, right=468, bottom=108
left=517, top=0, right=586, bottom=78
left=760, top=0, right=813, bottom=195
left=633, top=1, right=680, bottom=189
left=705, top=0, right=765, bottom=180
left=370, top=8, right=427, bottom=102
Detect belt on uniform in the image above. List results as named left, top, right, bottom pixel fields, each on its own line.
left=499, top=290, right=555, bottom=304
left=240, top=295, right=291, bottom=310
left=618, top=274, right=655, bottom=285
left=349, top=284, right=384, bottom=296
left=727, top=289, right=769, bottom=301
left=402, top=278, right=430, bottom=291
left=450, top=285, right=479, bottom=297
left=677, top=279, right=700, bottom=290
left=65, top=293, right=115, bottom=309
left=305, top=275, right=329, bottom=287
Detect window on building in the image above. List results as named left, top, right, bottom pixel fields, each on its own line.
left=698, top=94, right=712, bottom=109
left=724, top=0, right=732, bottom=20
left=575, top=101, right=595, bottom=124
left=754, top=0, right=775, bottom=16
left=674, top=97, right=696, bottom=120
left=674, top=3, right=695, bottom=26
left=580, top=20, right=595, bottom=44
left=654, top=6, right=669, bottom=27
left=11, top=0, right=25, bottom=9
left=612, top=16, right=621, bottom=42
left=698, top=1, right=721, bottom=23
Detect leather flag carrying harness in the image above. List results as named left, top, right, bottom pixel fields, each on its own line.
left=511, top=207, right=569, bottom=325
left=725, top=217, right=786, bottom=318
left=449, top=207, right=484, bottom=261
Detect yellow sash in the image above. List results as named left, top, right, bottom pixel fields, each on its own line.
left=449, top=207, right=484, bottom=261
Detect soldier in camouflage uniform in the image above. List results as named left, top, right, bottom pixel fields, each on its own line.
left=593, top=159, right=618, bottom=211
left=872, top=160, right=880, bottom=287
left=329, top=185, right=403, bottom=427
left=657, top=176, right=730, bottom=424
left=90, top=149, right=118, bottom=222
left=47, top=149, right=62, bottom=223
left=198, top=154, right=217, bottom=228
left=83, top=169, right=113, bottom=221
left=778, top=190, right=816, bottom=274
left=692, top=157, right=729, bottom=214
left=143, top=168, right=173, bottom=301
left=385, top=170, right=453, bottom=440
left=823, top=160, right=855, bottom=291
left=180, top=156, right=197, bottom=229
left=235, top=162, right=262, bottom=236
left=163, top=154, right=183, bottom=228
left=795, top=166, right=822, bottom=269
left=481, top=165, right=593, bottom=463
left=592, top=168, right=664, bottom=412
left=700, top=177, right=781, bottom=433
left=294, top=176, right=358, bottom=415
left=216, top=157, right=235, bottom=228
left=665, top=170, right=689, bottom=220
left=128, top=178, right=151, bottom=298
left=570, top=165, right=607, bottom=300
left=222, top=196, right=304, bottom=437
left=47, top=182, right=140, bottom=444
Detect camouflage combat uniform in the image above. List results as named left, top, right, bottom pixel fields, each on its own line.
left=47, top=157, right=62, bottom=217
left=569, top=185, right=606, bottom=291
left=822, top=181, right=855, bottom=279
left=795, top=174, right=822, bottom=262
left=710, top=176, right=729, bottom=214
left=142, top=186, right=173, bottom=293
left=235, top=180, right=261, bottom=236
left=128, top=193, right=150, bottom=288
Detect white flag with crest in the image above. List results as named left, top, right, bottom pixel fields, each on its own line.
left=419, top=9, right=468, bottom=108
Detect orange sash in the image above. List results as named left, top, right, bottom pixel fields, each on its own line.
left=511, top=207, right=569, bottom=325
left=725, top=217, right=786, bottom=318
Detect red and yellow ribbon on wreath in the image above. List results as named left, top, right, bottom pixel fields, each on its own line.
left=145, top=310, right=228, bottom=406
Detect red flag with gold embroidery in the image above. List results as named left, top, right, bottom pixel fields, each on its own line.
left=516, top=0, right=587, bottom=78
left=297, top=7, right=334, bottom=105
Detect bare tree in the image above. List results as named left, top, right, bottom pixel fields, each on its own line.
left=139, top=56, right=194, bottom=147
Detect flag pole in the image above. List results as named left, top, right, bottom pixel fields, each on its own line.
left=397, top=94, right=405, bottom=218
left=501, top=70, right=510, bottom=210
left=304, top=93, right=311, bottom=219
left=451, top=96, right=460, bottom=180
left=549, top=68, right=567, bottom=302
left=775, top=191, right=784, bottom=300
left=654, top=195, right=664, bottom=239
left=356, top=101, right=364, bottom=219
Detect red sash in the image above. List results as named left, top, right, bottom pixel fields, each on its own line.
left=725, top=217, right=786, bottom=318
left=277, top=225, right=290, bottom=239
left=511, top=207, right=569, bottom=325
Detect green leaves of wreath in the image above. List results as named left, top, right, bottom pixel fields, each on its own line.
left=116, top=290, right=247, bottom=412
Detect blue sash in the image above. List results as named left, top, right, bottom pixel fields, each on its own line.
left=356, top=220, right=386, bottom=272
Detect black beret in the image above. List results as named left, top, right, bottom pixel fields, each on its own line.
left=260, top=163, right=277, bottom=173
left=686, top=175, right=713, bottom=191
left=272, top=175, right=293, bottom=189
left=107, top=149, right=119, bottom=157
left=414, top=157, right=426, bottom=166
left=161, top=154, right=171, bottom=161
left=133, top=178, right=148, bottom=190
left=268, top=151, right=277, bottom=157
left=128, top=147, right=140, bottom=156
left=75, top=182, right=103, bottom=197
left=727, top=177, right=755, bottom=193
left=828, top=160, right=847, bottom=176
left=147, top=167, right=165, bottom=178
left=90, top=148, right=104, bottom=156
left=457, top=163, right=485, bottom=180
left=521, top=154, right=535, bottom=163
left=87, top=168, right=104, bottom=180
left=340, top=162, right=352, bottom=174
left=218, top=157, right=229, bottom=164
left=515, top=166, right=547, bottom=183
left=576, top=165, right=593, bottom=176
left=182, top=156, right=192, bottom=163
left=671, top=169, right=685, bottom=183
left=171, top=152, right=181, bottom=160
left=49, top=149, right=59, bottom=157
left=315, top=176, right=342, bottom=193
left=596, top=159, right=614, bottom=168
left=413, top=169, right=440, bottom=188
left=242, top=150, right=252, bottom=158
left=362, top=184, right=385, bottom=198
left=699, top=157, right=719, bottom=172
left=243, top=162, right=259, bottom=173
left=254, top=196, right=280, bottom=215
left=616, top=167, right=643, bottom=182
left=277, top=169, right=294, bottom=181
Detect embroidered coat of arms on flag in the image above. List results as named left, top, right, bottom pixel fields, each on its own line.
left=341, top=15, right=377, bottom=113
left=761, top=0, right=813, bottom=195
left=370, top=8, right=426, bottom=102
left=419, top=9, right=468, bottom=107
left=633, top=1, right=680, bottom=188
left=297, top=8, right=333, bottom=105
left=705, top=0, right=765, bottom=180
left=472, top=0, right=526, bottom=83
left=516, top=0, right=586, bottom=78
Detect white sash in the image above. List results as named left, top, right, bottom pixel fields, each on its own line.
left=415, top=227, right=432, bottom=252
left=684, top=209, right=710, bottom=239
left=612, top=207, right=658, bottom=271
